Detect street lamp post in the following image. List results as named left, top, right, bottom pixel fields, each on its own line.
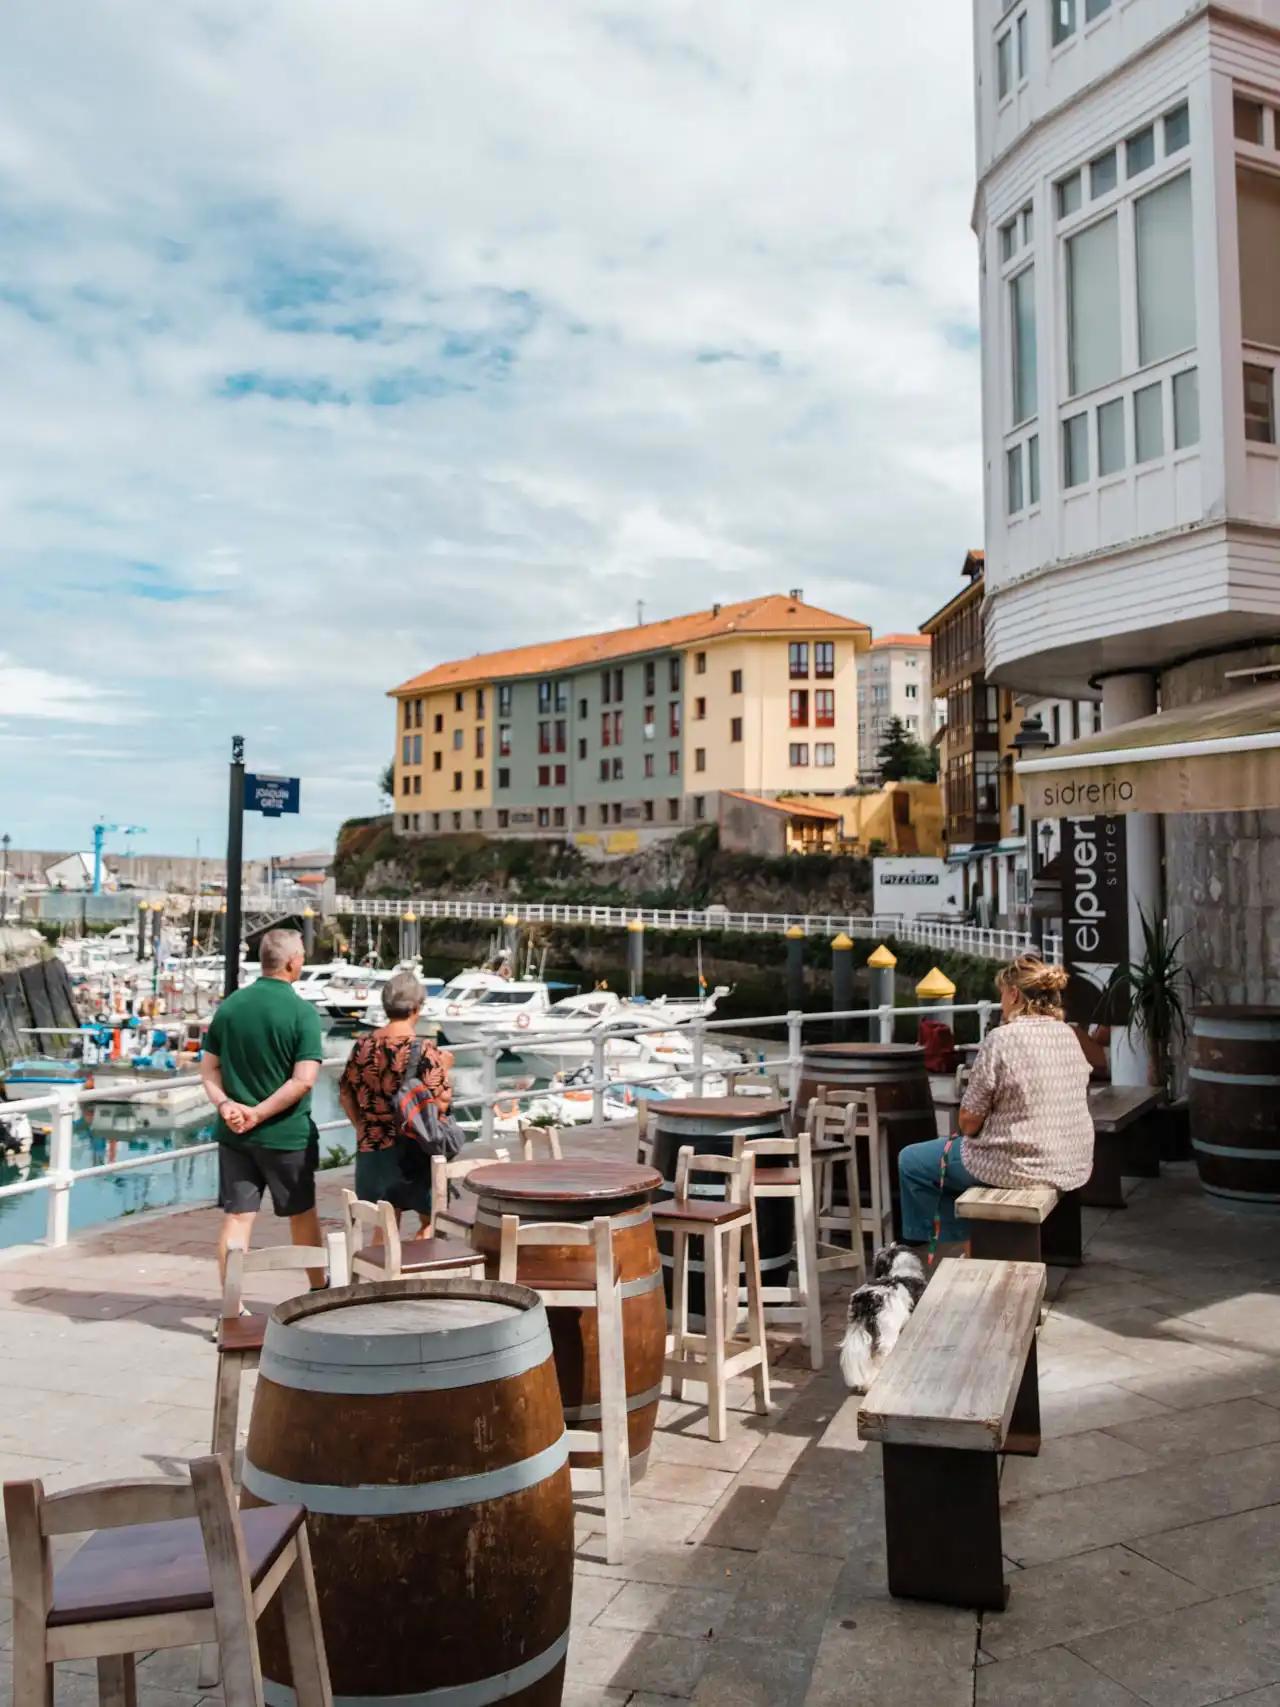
left=1011, top=714, right=1056, bottom=952
left=0, top=833, right=9, bottom=924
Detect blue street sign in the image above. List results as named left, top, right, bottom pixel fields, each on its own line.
left=244, top=774, right=301, bottom=818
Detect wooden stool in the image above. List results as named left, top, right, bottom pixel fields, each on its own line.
left=342, top=1190, right=485, bottom=1283
left=497, top=1213, right=631, bottom=1563
left=4, top=1455, right=330, bottom=1707
left=805, top=1091, right=867, bottom=1280
left=810, top=1083, right=893, bottom=1255
left=427, top=1152, right=508, bottom=1241
left=733, top=1127, right=825, bottom=1371
left=958, top=1185, right=1082, bottom=1267
left=518, top=1122, right=564, bottom=1160
left=653, top=1147, right=771, bottom=1442
left=211, top=1230, right=349, bottom=1462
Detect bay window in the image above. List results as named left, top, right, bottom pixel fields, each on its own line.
left=1010, top=267, right=1037, bottom=425
left=1135, top=173, right=1195, bottom=366
left=1066, top=215, right=1121, bottom=395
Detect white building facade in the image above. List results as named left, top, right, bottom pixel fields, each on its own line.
left=856, top=635, right=935, bottom=780
left=973, top=0, right=1280, bottom=1017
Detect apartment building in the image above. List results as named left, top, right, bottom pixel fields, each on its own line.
left=973, top=0, right=1280, bottom=1020
left=855, top=634, right=935, bottom=780
left=389, top=594, right=871, bottom=849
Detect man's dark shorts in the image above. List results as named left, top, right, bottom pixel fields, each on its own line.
left=218, top=1125, right=319, bottom=1217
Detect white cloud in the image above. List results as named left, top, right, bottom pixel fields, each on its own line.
left=0, top=0, right=982, bottom=851
left=0, top=659, right=140, bottom=725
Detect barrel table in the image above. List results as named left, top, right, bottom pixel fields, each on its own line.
left=242, top=1277, right=573, bottom=1706
left=466, top=1159, right=666, bottom=1481
left=649, top=1097, right=793, bottom=1324
left=1189, top=1005, right=1280, bottom=1206
left=794, top=1043, right=937, bottom=1238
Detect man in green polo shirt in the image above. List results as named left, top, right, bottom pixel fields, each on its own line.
left=200, top=927, right=326, bottom=1284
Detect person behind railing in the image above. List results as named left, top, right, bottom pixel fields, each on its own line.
left=338, top=970, right=453, bottom=1236
left=897, top=955, right=1093, bottom=1258
left=199, top=928, right=326, bottom=1289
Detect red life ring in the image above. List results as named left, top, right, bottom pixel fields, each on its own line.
left=516, top=1012, right=531, bottom=1030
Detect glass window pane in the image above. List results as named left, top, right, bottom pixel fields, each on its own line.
left=1126, top=126, right=1156, bottom=176
left=1028, top=433, right=1041, bottom=504
left=1021, top=203, right=1034, bottom=244
left=1085, top=0, right=1111, bottom=17
left=1064, top=413, right=1090, bottom=487
left=1134, top=382, right=1165, bottom=463
left=1090, top=149, right=1117, bottom=198
left=1011, top=266, right=1038, bottom=425
left=1236, top=165, right=1280, bottom=347
left=1235, top=97, right=1265, bottom=146
left=997, top=32, right=1012, bottom=99
left=1067, top=215, right=1121, bottom=394
left=1051, top=0, right=1077, bottom=47
left=1098, top=398, right=1125, bottom=475
left=1244, top=364, right=1274, bottom=443
left=1136, top=173, right=1195, bottom=366
left=1007, top=444, right=1024, bottom=514
left=1164, top=103, right=1190, bottom=154
left=1058, top=172, right=1082, bottom=218
left=1000, top=220, right=1016, bottom=263
left=1173, top=369, right=1199, bottom=450
left=1016, top=13, right=1028, bottom=78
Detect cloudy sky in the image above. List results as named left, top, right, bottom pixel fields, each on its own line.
left=0, top=1, right=981, bottom=862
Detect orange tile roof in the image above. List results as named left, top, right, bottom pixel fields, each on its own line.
left=390, top=593, right=871, bottom=696
left=871, top=632, right=931, bottom=650
left=721, top=790, right=844, bottom=822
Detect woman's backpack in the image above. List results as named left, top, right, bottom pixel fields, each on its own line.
left=393, top=1041, right=465, bottom=1160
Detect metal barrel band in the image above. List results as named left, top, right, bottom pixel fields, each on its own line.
left=262, top=1627, right=569, bottom=1707
left=563, top=1382, right=663, bottom=1423
left=258, top=1330, right=553, bottom=1395
left=266, top=1296, right=550, bottom=1369
left=241, top=1432, right=568, bottom=1516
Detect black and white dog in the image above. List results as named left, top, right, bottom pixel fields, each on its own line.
left=838, top=1244, right=929, bottom=1393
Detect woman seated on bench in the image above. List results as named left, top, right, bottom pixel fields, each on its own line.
left=899, top=955, right=1094, bottom=1256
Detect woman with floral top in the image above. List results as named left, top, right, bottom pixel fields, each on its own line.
left=897, top=955, right=1094, bottom=1253
left=338, top=970, right=452, bottom=1231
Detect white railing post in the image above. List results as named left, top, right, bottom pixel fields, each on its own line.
left=690, top=1018, right=706, bottom=1097
left=591, top=1034, right=607, bottom=1127
left=45, top=1092, right=76, bottom=1247
left=977, top=999, right=994, bottom=1038
left=878, top=1003, right=895, bottom=1045
left=786, top=1010, right=803, bottom=1106
left=480, top=1044, right=499, bottom=1148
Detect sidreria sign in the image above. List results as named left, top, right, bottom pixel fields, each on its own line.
left=1060, top=816, right=1128, bottom=1025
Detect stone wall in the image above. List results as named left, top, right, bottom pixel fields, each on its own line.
left=1162, top=642, right=1280, bottom=1007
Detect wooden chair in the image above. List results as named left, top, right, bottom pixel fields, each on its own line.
left=652, top=1147, right=771, bottom=1443
left=803, top=1092, right=868, bottom=1281
left=636, top=1105, right=658, bottom=1169
left=341, top=1189, right=484, bottom=1284
left=732, top=1126, right=825, bottom=1371
left=427, top=1151, right=507, bottom=1241
left=517, top=1122, right=564, bottom=1160
left=3, top=1454, right=331, bottom=1707
left=211, top=1230, right=349, bottom=1462
left=809, top=1083, right=893, bottom=1255
left=497, top=1214, right=630, bottom=1565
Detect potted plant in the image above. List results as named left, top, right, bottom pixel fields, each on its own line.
left=1105, top=909, right=1194, bottom=1159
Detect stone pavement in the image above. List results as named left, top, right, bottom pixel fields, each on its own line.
left=3, top=1153, right=1280, bottom=1706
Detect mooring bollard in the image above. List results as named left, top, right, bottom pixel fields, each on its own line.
left=785, top=924, right=805, bottom=1013
left=302, top=905, right=316, bottom=957
left=916, top=966, right=957, bottom=1011
left=136, top=902, right=148, bottom=962
left=628, top=918, right=645, bottom=998
left=867, top=944, right=897, bottom=1043
left=46, top=1092, right=76, bottom=1247
left=831, top=931, right=854, bottom=1042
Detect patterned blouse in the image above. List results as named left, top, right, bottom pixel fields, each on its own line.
left=960, top=1015, right=1094, bottom=1191
left=339, top=1034, right=450, bottom=1153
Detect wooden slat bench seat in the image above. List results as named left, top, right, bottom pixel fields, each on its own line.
left=1083, top=1086, right=1162, bottom=1209
left=858, top=1258, right=1047, bottom=1610
left=957, top=1184, right=1083, bottom=1267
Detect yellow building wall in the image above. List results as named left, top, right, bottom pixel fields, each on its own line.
left=785, top=781, right=944, bottom=857
left=682, top=634, right=863, bottom=794
left=393, top=684, right=494, bottom=816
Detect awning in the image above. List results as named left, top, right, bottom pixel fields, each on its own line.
left=1017, top=681, right=1280, bottom=818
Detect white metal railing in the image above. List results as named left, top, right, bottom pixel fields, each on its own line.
left=0, top=1000, right=994, bottom=1249
left=333, top=894, right=1060, bottom=963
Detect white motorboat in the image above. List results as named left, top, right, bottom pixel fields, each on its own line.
left=322, top=969, right=392, bottom=1023
left=293, top=962, right=357, bottom=1007
left=428, top=976, right=555, bottom=1045
left=515, top=988, right=734, bottom=1079
left=356, top=964, right=446, bottom=1028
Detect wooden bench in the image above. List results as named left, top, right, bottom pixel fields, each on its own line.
left=958, top=1184, right=1083, bottom=1267
left=1083, top=1086, right=1162, bottom=1209
left=858, top=1258, right=1047, bottom=1610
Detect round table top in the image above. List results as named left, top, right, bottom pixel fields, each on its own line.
left=800, top=1042, right=925, bottom=1060
left=465, top=1159, right=662, bottom=1204
left=653, top=1097, right=789, bottom=1119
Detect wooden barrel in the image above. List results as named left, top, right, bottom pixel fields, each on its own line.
left=243, top=1277, right=573, bottom=1706
left=467, top=1159, right=666, bottom=1481
left=1188, top=1006, right=1280, bottom=1206
left=795, top=1043, right=937, bottom=1238
left=649, top=1097, right=793, bottom=1322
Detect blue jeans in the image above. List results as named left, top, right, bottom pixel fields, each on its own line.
left=898, top=1137, right=984, bottom=1245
